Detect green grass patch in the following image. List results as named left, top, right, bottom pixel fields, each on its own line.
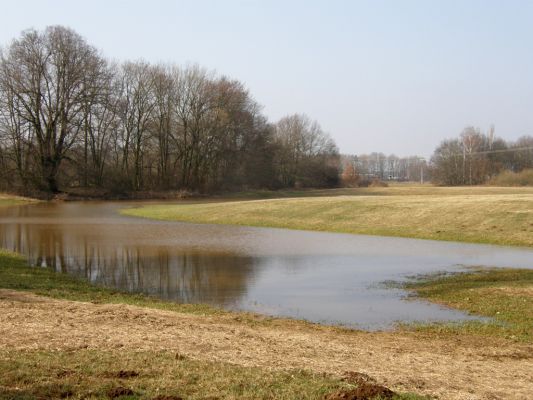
left=405, top=268, right=533, bottom=342
left=0, top=349, right=425, bottom=399
left=0, top=197, right=33, bottom=207
left=0, top=349, right=347, bottom=400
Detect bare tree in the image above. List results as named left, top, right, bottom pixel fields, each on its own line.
left=116, top=61, right=156, bottom=190
left=0, top=26, right=107, bottom=192
left=274, top=114, right=339, bottom=187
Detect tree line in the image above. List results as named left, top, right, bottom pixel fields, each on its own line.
left=341, top=127, right=533, bottom=187
left=0, top=26, right=339, bottom=195
left=430, top=126, right=533, bottom=185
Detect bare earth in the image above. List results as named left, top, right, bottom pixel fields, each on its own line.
left=1, top=290, right=532, bottom=400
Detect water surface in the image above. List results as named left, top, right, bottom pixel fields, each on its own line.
left=1, top=201, right=532, bottom=330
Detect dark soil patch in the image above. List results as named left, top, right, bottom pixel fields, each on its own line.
left=107, top=386, right=135, bottom=398
left=59, top=389, right=74, bottom=398
left=325, top=371, right=395, bottom=400
left=56, top=369, right=75, bottom=378
left=324, top=382, right=395, bottom=400
left=341, top=371, right=377, bottom=384
left=103, top=370, right=140, bottom=379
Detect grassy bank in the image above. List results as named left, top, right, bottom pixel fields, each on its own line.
left=0, top=349, right=350, bottom=400
left=0, top=249, right=223, bottom=317
left=405, top=268, right=533, bottom=342
left=0, top=193, right=34, bottom=207
left=122, top=186, right=533, bottom=247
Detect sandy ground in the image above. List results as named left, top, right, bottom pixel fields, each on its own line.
left=1, top=290, right=532, bottom=400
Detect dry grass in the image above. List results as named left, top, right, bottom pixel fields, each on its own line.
left=123, top=186, right=533, bottom=247
left=218, top=184, right=533, bottom=199
left=490, top=169, right=533, bottom=186
left=2, top=289, right=532, bottom=400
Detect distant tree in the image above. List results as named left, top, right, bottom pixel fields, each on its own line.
left=512, top=136, right=533, bottom=171
left=431, top=139, right=465, bottom=185
left=273, top=114, right=339, bottom=188
left=429, top=126, right=528, bottom=185
left=341, top=157, right=359, bottom=187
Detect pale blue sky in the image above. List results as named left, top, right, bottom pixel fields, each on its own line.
left=2, top=0, right=533, bottom=157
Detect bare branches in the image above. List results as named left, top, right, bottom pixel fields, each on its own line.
left=0, top=26, right=107, bottom=192
left=0, top=26, right=340, bottom=194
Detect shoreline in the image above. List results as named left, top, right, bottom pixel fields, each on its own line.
left=1, top=250, right=532, bottom=398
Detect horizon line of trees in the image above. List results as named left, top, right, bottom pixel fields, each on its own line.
left=430, top=126, right=533, bottom=185
left=340, top=126, right=533, bottom=187
left=340, top=153, right=429, bottom=186
left=0, top=26, right=339, bottom=194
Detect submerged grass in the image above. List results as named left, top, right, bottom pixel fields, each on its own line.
left=404, top=268, right=533, bottom=342
left=122, top=186, right=533, bottom=247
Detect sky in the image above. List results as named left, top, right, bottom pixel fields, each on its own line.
left=1, top=0, right=533, bottom=158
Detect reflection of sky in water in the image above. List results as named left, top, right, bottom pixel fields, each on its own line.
left=0, top=201, right=532, bottom=330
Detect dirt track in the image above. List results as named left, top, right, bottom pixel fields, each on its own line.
left=1, top=289, right=532, bottom=400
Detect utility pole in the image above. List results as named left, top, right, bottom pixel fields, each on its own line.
left=419, top=156, right=425, bottom=184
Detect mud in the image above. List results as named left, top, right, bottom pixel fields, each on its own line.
left=324, top=381, right=395, bottom=400
left=326, top=371, right=396, bottom=400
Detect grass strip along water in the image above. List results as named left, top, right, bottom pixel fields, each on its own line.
left=122, top=186, right=533, bottom=247
left=404, top=268, right=533, bottom=342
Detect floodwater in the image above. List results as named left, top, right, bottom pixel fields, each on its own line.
left=1, top=201, right=533, bottom=330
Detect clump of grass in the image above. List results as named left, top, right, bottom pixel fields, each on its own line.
left=405, top=268, right=533, bottom=342
left=490, top=169, right=533, bottom=186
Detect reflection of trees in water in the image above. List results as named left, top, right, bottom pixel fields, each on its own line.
left=0, top=222, right=257, bottom=306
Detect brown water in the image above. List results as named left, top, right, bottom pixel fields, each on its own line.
left=1, top=201, right=533, bottom=330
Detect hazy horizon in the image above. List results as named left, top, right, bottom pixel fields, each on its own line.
left=2, top=0, right=533, bottom=158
